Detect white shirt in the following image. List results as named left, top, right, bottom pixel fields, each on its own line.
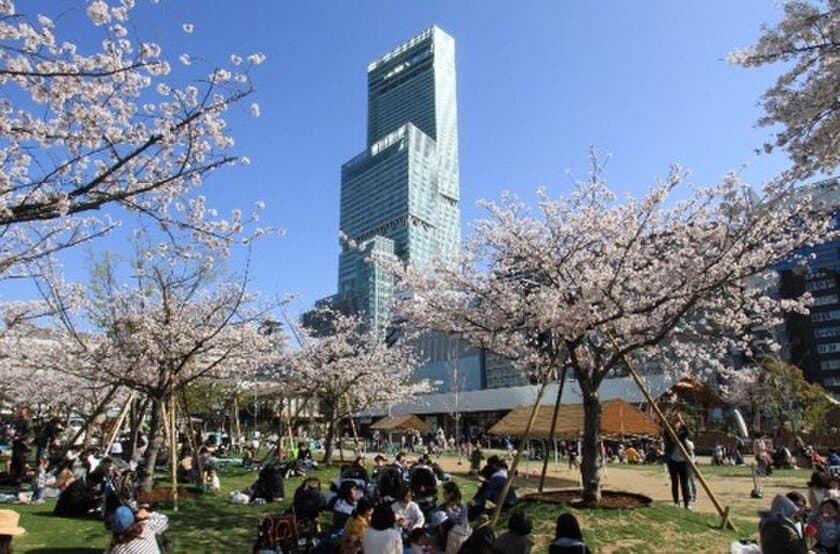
left=391, top=499, right=425, bottom=530
left=362, top=527, right=402, bottom=554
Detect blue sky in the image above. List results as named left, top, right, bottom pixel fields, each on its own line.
left=13, top=1, right=792, bottom=317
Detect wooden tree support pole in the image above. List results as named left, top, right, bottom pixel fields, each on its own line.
left=539, top=366, right=568, bottom=492
left=612, top=345, right=736, bottom=532
left=105, top=392, right=135, bottom=457
left=490, top=379, right=551, bottom=527
left=169, top=394, right=179, bottom=512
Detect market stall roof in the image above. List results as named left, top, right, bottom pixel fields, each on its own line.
left=488, top=398, right=660, bottom=439
left=369, top=414, right=428, bottom=433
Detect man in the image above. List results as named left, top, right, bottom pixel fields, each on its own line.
left=469, top=455, right=516, bottom=519
left=10, top=407, right=32, bottom=486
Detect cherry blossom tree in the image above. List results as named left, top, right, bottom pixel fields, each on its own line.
left=0, top=0, right=268, bottom=280
left=44, top=256, right=284, bottom=489
left=729, top=0, right=839, bottom=180
left=278, top=307, right=429, bottom=464
left=386, top=164, right=834, bottom=505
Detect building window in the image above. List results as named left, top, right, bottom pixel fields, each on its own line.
left=806, top=278, right=835, bottom=292
left=823, top=376, right=840, bottom=388
left=813, top=294, right=839, bottom=306
left=820, top=359, right=840, bottom=370
left=817, top=342, right=840, bottom=354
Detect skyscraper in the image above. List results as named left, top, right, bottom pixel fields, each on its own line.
left=337, top=26, right=461, bottom=331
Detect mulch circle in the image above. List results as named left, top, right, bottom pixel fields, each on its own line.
left=522, top=488, right=653, bottom=509
left=137, top=485, right=201, bottom=504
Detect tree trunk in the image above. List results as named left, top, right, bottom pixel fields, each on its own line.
left=128, top=396, right=150, bottom=463
left=321, top=403, right=336, bottom=464
left=580, top=385, right=602, bottom=506
left=540, top=367, right=568, bottom=492
left=139, top=398, right=162, bottom=491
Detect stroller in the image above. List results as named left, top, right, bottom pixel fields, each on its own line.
left=409, top=464, right=438, bottom=517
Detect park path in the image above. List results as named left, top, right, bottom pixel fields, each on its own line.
left=424, top=452, right=805, bottom=523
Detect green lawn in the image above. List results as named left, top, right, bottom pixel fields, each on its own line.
left=5, top=461, right=751, bottom=553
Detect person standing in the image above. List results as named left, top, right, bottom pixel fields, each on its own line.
left=10, top=407, right=32, bottom=487
left=664, top=415, right=692, bottom=509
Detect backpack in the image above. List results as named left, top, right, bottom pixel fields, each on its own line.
left=253, top=513, right=300, bottom=553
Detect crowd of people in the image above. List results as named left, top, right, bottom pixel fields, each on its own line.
left=253, top=450, right=591, bottom=554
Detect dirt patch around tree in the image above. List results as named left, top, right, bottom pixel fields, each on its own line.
left=523, top=488, right=653, bottom=509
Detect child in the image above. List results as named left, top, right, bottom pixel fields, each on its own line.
left=816, top=498, right=840, bottom=553
left=30, top=457, right=50, bottom=504
left=407, top=527, right=431, bottom=554
left=205, top=467, right=220, bottom=492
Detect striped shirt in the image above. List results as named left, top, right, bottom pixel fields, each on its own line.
left=108, top=513, right=168, bottom=554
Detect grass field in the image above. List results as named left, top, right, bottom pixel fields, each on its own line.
left=3, top=457, right=773, bottom=553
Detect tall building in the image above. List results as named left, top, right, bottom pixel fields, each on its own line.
left=337, top=26, right=460, bottom=332
left=303, top=26, right=529, bottom=394
left=775, top=177, right=840, bottom=396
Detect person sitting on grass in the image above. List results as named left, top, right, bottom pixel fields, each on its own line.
left=407, top=527, right=432, bottom=554
left=814, top=497, right=840, bottom=554
left=53, top=468, right=99, bottom=518
left=0, top=509, right=25, bottom=554
left=205, top=467, right=220, bottom=492
left=297, top=441, right=317, bottom=469
left=759, top=493, right=808, bottom=554
left=107, top=505, right=168, bottom=554
left=340, top=497, right=373, bottom=554
left=332, top=481, right=358, bottom=530
left=549, top=513, right=592, bottom=554
left=363, top=503, right=402, bottom=554
left=469, top=456, right=516, bottom=519
left=391, top=483, right=425, bottom=534
left=492, top=510, right=534, bottom=554
left=808, top=470, right=837, bottom=512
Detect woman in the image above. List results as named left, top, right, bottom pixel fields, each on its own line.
left=663, top=415, right=692, bottom=509
left=391, top=483, right=425, bottom=532
left=363, top=504, right=402, bottom=554
left=340, top=497, right=373, bottom=554
left=808, top=470, right=836, bottom=511
left=549, top=513, right=592, bottom=554
left=0, top=510, right=25, bottom=554
left=107, top=505, right=169, bottom=554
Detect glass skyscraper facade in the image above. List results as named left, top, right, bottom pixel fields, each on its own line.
left=338, top=26, right=461, bottom=332
left=304, top=26, right=529, bottom=393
